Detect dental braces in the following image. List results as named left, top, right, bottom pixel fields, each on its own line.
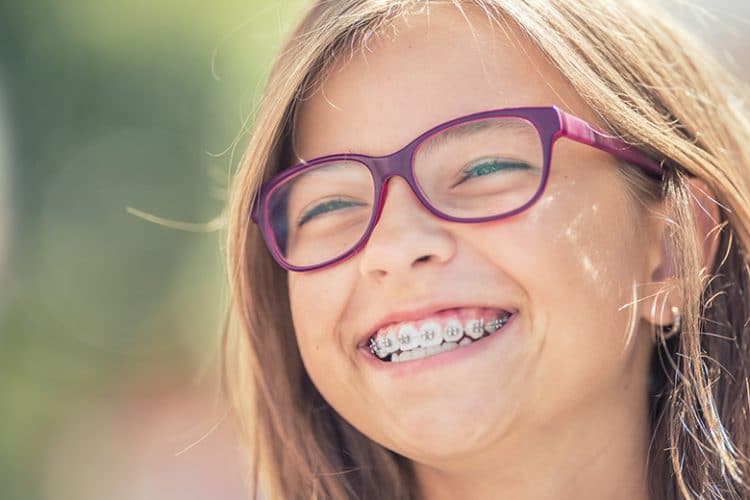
left=368, top=315, right=509, bottom=356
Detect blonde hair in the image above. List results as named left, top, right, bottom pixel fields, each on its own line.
left=222, top=1, right=750, bottom=498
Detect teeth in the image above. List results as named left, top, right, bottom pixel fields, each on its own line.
left=381, top=327, right=400, bottom=355
left=370, top=329, right=398, bottom=358
left=374, top=338, right=389, bottom=358
left=392, top=344, right=454, bottom=363
left=419, top=320, right=443, bottom=347
left=425, top=345, right=442, bottom=356
left=397, top=324, right=421, bottom=351
left=369, top=339, right=380, bottom=357
left=442, top=341, right=459, bottom=352
left=390, top=341, right=458, bottom=362
left=464, top=318, right=485, bottom=340
left=370, top=311, right=515, bottom=362
left=485, top=313, right=510, bottom=333
left=442, top=319, right=464, bottom=342
left=400, top=347, right=424, bottom=362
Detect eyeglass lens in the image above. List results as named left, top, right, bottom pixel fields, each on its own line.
left=267, top=116, right=544, bottom=268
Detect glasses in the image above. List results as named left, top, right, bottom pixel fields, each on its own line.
left=250, top=106, right=663, bottom=272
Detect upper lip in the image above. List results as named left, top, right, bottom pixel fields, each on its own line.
left=357, top=300, right=516, bottom=348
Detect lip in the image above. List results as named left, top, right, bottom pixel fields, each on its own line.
left=356, top=300, right=517, bottom=349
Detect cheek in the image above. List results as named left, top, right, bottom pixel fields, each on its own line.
left=523, top=174, right=646, bottom=304
left=288, top=267, right=355, bottom=370
left=463, top=176, right=650, bottom=416
left=288, top=265, right=380, bottom=436
left=537, top=188, right=645, bottom=345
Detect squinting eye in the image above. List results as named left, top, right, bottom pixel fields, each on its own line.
left=458, top=159, right=531, bottom=183
left=297, top=198, right=367, bottom=226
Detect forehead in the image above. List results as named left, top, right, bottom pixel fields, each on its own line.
left=292, top=4, right=590, bottom=162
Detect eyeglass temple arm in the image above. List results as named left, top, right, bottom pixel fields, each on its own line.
left=557, top=110, right=664, bottom=179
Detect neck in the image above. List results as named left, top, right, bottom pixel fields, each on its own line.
left=412, top=378, right=653, bottom=500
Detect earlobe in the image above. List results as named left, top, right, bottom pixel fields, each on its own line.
left=637, top=175, right=722, bottom=330
left=634, top=197, right=679, bottom=331
left=639, top=233, right=680, bottom=331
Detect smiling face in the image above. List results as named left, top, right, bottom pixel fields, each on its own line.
left=286, top=5, right=662, bottom=469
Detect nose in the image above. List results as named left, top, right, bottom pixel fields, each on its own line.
left=358, top=176, right=457, bottom=281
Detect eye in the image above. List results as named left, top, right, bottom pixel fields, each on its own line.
left=453, top=158, right=532, bottom=186
left=297, top=198, right=367, bottom=227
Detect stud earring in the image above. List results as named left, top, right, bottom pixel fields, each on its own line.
left=656, top=306, right=682, bottom=342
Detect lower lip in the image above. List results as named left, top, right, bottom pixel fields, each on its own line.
left=358, top=312, right=519, bottom=378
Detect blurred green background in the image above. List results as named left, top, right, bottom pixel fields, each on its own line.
left=0, top=1, right=306, bottom=499
left=0, top=1, right=748, bottom=499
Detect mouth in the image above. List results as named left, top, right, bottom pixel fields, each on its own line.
left=366, top=307, right=516, bottom=363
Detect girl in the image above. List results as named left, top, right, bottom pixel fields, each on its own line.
left=222, top=1, right=750, bottom=498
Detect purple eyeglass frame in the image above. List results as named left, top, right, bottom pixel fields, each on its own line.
left=250, top=105, right=664, bottom=272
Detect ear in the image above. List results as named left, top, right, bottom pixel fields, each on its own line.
left=638, top=176, right=721, bottom=329
left=689, top=177, right=722, bottom=275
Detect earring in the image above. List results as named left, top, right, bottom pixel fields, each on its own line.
left=656, top=306, right=682, bottom=342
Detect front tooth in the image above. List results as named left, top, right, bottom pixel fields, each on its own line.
left=391, top=352, right=400, bottom=362
left=465, top=318, right=485, bottom=340
left=397, top=324, right=421, bottom=351
left=459, top=337, right=473, bottom=347
left=443, top=319, right=463, bottom=342
left=419, top=320, right=443, bottom=347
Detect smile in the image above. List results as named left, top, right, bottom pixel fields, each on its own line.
left=368, top=308, right=514, bottom=362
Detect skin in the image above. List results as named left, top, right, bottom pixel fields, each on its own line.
left=285, top=6, right=716, bottom=499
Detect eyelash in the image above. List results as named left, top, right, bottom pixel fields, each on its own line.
left=452, top=158, right=531, bottom=187
left=297, top=198, right=365, bottom=226
left=295, top=158, right=532, bottom=225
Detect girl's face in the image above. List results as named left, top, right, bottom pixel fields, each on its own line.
left=288, top=7, right=663, bottom=465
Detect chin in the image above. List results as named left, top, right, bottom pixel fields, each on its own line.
left=371, top=390, right=521, bottom=461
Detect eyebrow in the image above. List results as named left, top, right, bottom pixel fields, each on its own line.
left=293, top=117, right=536, bottom=165
left=285, top=161, right=368, bottom=200
left=296, top=160, right=355, bottom=173
left=418, top=118, right=537, bottom=156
